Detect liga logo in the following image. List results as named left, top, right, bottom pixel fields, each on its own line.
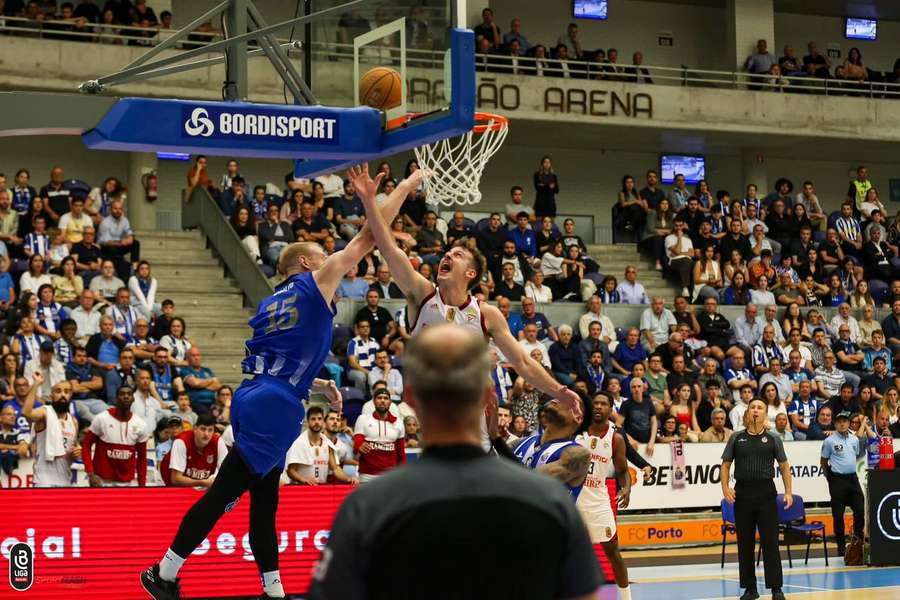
left=876, top=491, right=900, bottom=541
left=182, top=106, right=338, bottom=141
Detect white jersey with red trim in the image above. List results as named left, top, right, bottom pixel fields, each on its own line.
left=575, top=425, right=618, bottom=543
left=410, top=289, right=486, bottom=338
left=88, top=409, right=150, bottom=483
left=575, top=425, right=616, bottom=509
left=353, top=412, right=404, bottom=479
left=286, top=430, right=336, bottom=484
left=32, top=412, right=78, bottom=487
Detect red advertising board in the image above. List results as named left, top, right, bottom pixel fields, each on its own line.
left=0, top=486, right=352, bottom=599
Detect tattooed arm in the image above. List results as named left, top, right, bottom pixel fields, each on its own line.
left=536, top=444, right=590, bottom=488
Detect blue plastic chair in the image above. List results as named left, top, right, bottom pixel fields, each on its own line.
left=720, top=498, right=738, bottom=567
left=779, top=494, right=828, bottom=567
left=476, top=217, right=491, bottom=231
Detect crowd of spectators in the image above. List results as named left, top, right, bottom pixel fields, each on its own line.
left=744, top=39, right=900, bottom=92
left=0, top=0, right=174, bottom=44
left=0, top=162, right=236, bottom=486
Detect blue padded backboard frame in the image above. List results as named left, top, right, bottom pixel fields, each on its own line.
left=81, top=29, right=474, bottom=174
left=293, top=28, right=475, bottom=179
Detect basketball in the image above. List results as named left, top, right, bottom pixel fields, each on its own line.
left=359, top=66, right=402, bottom=111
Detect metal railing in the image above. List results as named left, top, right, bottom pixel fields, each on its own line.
left=4, top=14, right=900, bottom=98
left=182, top=185, right=274, bottom=307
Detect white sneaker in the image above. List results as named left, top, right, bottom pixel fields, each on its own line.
left=681, top=287, right=690, bottom=297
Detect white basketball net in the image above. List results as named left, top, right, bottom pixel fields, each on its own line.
left=413, top=114, right=509, bottom=206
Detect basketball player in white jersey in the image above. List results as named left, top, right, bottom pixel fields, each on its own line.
left=576, top=393, right=633, bottom=600
left=285, top=405, right=358, bottom=486
left=21, top=374, right=80, bottom=487
left=356, top=173, right=581, bottom=421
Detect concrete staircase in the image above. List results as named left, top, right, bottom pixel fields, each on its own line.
left=136, top=229, right=253, bottom=388
left=587, top=243, right=680, bottom=302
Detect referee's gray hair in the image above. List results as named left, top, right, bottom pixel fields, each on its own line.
left=404, top=325, right=492, bottom=413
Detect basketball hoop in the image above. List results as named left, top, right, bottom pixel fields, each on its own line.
left=413, top=111, right=509, bottom=207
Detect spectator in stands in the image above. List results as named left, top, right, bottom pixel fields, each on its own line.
left=806, top=405, right=834, bottom=440
left=802, top=41, right=831, bottom=78
left=504, top=185, right=533, bottom=225
left=576, top=295, right=611, bottom=341
left=69, top=289, right=99, bottom=344
left=219, top=175, right=246, bottom=218
left=524, top=270, right=553, bottom=303
left=334, top=178, right=367, bottom=240
left=292, top=202, right=332, bottom=244
left=23, top=214, right=50, bottom=261
left=24, top=339, right=66, bottom=398
left=0, top=403, right=29, bottom=471
left=414, top=211, right=444, bottom=267
left=131, top=365, right=166, bottom=428
left=492, top=262, right=525, bottom=301
left=107, top=286, right=137, bottom=340
left=160, top=316, right=191, bottom=366
left=530, top=157, right=559, bottom=220
left=623, top=51, right=653, bottom=84
left=346, top=320, right=379, bottom=392
left=58, top=196, right=92, bottom=245
left=0, top=190, right=21, bottom=256
left=128, top=318, right=159, bottom=360
left=637, top=170, right=664, bottom=211
left=559, top=244, right=586, bottom=301
left=52, top=256, right=83, bottom=307
left=71, top=226, right=103, bottom=284
left=151, top=298, right=175, bottom=340
left=180, top=347, right=219, bottom=414
left=518, top=323, right=550, bottom=368
left=147, top=347, right=182, bottom=409
left=335, top=265, right=369, bottom=301
left=104, top=346, right=137, bottom=404
left=618, top=265, right=649, bottom=305
left=640, top=198, right=673, bottom=272
left=665, top=216, right=695, bottom=297
left=699, top=407, right=732, bottom=442
left=127, top=260, right=159, bottom=320
left=20, top=254, right=51, bottom=295
left=98, top=199, right=139, bottom=281
left=838, top=47, right=868, bottom=84
left=815, top=351, right=847, bottom=401
left=617, top=380, right=657, bottom=454
left=778, top=45, right=806, bottom=78
left=745, top=38, right=776, bottom=88
left=557, top=22, right=583, bottom=59
left=66, top=344, right=106, bottom=419
left=369, top=264, right=403, bottom=300
left=229, top=206, right=261, bottom=262
left=502, top=18, right=531, bottom=51
left=519, top=297, right=556, bottom=345
left=0, top=255, right=14, bottom=315
left=476, top=212, right=507, bottom=272
left=611, top=328, right=647, bottom=378
left=38, top=166, right=69, bottom=224
left=258, top=203, right=294, bottom=266
left=367, top=348, right=403, bottom=399
left=546, top=324, right=577, bottom=385
left=640, top=297, right=676, bottom=353
left=473, top=7, right=501, bottom=48
left=354, top=290, right=395, bottom=349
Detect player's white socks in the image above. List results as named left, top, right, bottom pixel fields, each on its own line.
left=262, top=570, right=285, bottom=598
left=159, top=548, right=186, bottom=582
left=618, top=585, right=632, bottom=600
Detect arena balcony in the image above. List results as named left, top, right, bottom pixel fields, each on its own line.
left=3, top=15, right=900, bottom=147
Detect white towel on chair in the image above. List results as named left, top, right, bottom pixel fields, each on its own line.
left=42, top=406, right=67, bottom=461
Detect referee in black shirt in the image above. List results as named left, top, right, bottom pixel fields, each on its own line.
left=309, top=324, right=602, bottom=600
left=721, top=398, right=793, bottom=600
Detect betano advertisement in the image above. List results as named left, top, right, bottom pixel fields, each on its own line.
left=0, top=486, right=351, bottom=599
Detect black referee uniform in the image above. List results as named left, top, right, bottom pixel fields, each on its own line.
left=722, top=429, right=788, bottom=596
left=309, top=445, right=602, bottom=600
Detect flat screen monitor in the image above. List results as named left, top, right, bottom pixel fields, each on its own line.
left=573, top=0, right=608, bottom=21
left=846, top=18, right=877, bottom=40
left=660, top=155, right=705, bottom=184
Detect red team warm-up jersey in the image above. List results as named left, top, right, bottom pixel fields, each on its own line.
left=158, top=430, right=227, bottom=486
left=353, top=411, right=405, bottom=477
left=82, top=408, right=151, bottom=485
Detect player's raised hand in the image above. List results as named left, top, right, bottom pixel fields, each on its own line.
left=346, top=164, right=385, bottom=204
left=555, top=386, right=583, bottom=423
left=485, top=389, right=500, bottom=439
left=400, top=167, right=427, bottom=191
left=327, top=380, right=342, bottom=413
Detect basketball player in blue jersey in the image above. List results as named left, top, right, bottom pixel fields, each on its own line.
left=513, top=397, right=591, bottom=498
left=140, top=165, right=421, bottom=600
left=356, top=174, right=582, bottom=422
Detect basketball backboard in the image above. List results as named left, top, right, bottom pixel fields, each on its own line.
left=79, top=0, right=474, bottom=178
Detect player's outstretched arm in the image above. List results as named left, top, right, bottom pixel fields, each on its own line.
left=536, top=444, right=590, bottom=487
left=314, top=165, right=410, bottom=303
left=612, top=431, right=631, bottom=508
left=483, top=304, right=583, bottom=422
left=356, top=165, right=433, bottom=304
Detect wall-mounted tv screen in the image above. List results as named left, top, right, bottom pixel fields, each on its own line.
left=156, top=152, right=192, bottom=161
left=661, top=155, right=705, bottom=184
left=574, top=0, right=608, bottom=21
left=846, top=18, right=877, bottom=40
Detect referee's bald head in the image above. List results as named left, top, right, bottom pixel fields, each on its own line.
left=403, top=325, right=492, bottom=419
